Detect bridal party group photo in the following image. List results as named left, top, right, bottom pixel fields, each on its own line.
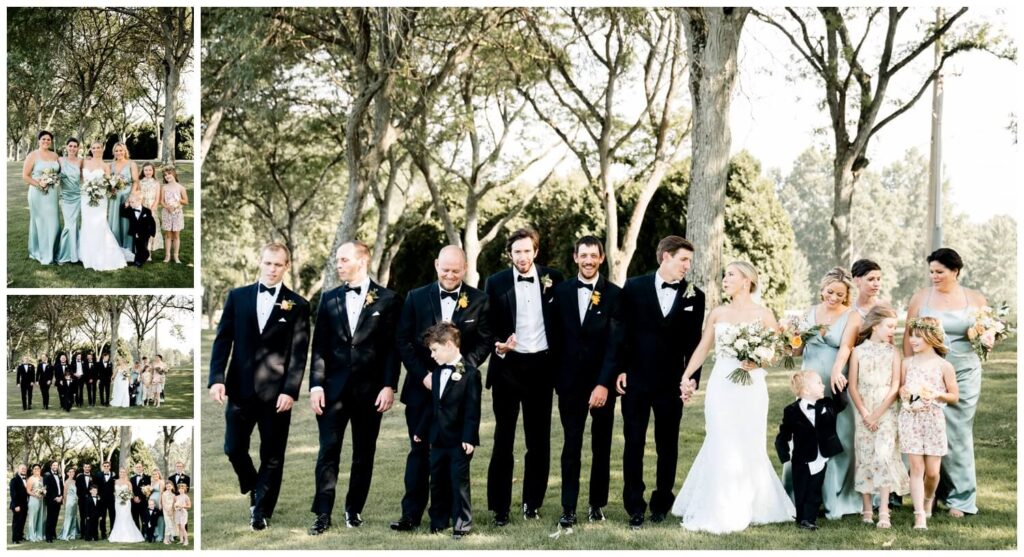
left=6, top=426, right=193, bottom=549
left=200, top=6, right=1016, bottom=551
left=7, top=7, right=194, bottom=288
left=7, top=295, right=195, bottom=420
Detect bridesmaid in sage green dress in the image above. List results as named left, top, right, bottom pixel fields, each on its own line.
left=108, top=142, right=140, bottom=252
left=905, top=248, right=987, bottom=517
left=26, top=465, right=47, bottom=542
left=57, top=138, right=84, bottom=264
left=59, top=467, right=80, bottom=540
left=789, top=267, right=864, bottom=519
left=22, top=131, right=61, bottom=265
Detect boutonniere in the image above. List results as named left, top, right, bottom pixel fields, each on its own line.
left=457, top=292, right=469, bottom=310
left=682, top=282, right=696, bottom=299
left=541, top=274, right=553, bottom=293
left=364, top=288, right=378, bottom=308
left=590, top=290, right=601, bottom=308
left=451, top=361, right=465, bottom=382
left=278, top=299, right=294, bottom=311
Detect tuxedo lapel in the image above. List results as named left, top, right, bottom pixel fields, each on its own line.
left=643, top=275, right=664, bottom=321
left=260, top=286, right=287, bottom=339
left=351, top=282, right=379, bottom=344
left=239, top=284, right=261, bottom=338
left=504, top=272, right=518, bottom=317
left=581, top=275, right=606, bottom=328
left=429, top=282, right=444, bottom=324
left=332, top=288, right=352, bottom=342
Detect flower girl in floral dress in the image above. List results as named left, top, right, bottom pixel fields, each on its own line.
left=899, top=317, right=959, bottom=530
left=159, top=166, right=188, bottom=263
left=848, top=306, right=909, bottom=528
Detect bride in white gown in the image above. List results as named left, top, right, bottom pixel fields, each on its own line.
left=80, top=142, right=128, bottom=271
left=110, top=359, right=131, bottom=408
left=109, top=468, right=144, bottom=543
left=672, top=261, right=795, bottom=534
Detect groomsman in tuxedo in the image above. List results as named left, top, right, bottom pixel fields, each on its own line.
left=16, top=355, right=35, bottom=410
left=391, top=245, right=492, bottom=532
left=548, top=236, right=624, bottom=527
left=9, top=464, right=28, bottom=544
left=617, top=235, right=704, bottom=529
left=97, top=353, right=114, bottom=406
left=73, top=352, right=87, bottom=407
left=76, top=463, right=97, bottom=533
left=44, top=461, right=64, bottom=542
left=129, top=462, right=151, bottom=529
left=169, top=461, right=191, bottom=494
left=209, top=242, right=311, bottom=531
left=483, top=227, right=564, bottom=525
left=85, top=352, right=98, bottom=406
left=307, top=241, right=402, bottom=535
left=55, top=354, right=73, bottom=406
left=97, top=461, right=117, bottom=538
left=36, top=354, right=53, bottom=410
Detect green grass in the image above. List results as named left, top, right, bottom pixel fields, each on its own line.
left=199, top=330, right=1016, bottom=549
left=7, top=367, right=194, bottom=420
left=7, top=539, right=190, bottom=550
left=7, top=161, right=194, bottom=288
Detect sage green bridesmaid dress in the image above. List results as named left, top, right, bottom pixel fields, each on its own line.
left=56, top=158, right=82, bottom=263
left=28, top=159, right=61, bottom=264
left=108, top=162, right=134, bottom=252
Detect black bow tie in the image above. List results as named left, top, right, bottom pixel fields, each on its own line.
left=661, top=282, right=680, bottom=290
left=806, top=403, right=816, bottom=411
left=440, top=289, right=459, bottom=300
left=259, top=284, right=277, bottom=296
left=517, top=275, right=535, bottom=283
left=344, top=284, right=362, bottom=295
left=439, top=364, right=456, bottom=372
left=576, top=280, right=594, bottom=290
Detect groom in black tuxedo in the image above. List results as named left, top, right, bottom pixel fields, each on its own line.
left=618, top=235, right=704, bottom=529
left=548, top=236, right=624, bottom=527
left=97, top=461, right=117, bottom=539
left=129, top=462, right=151, bottom=529
left=16, top=355, right=35, bottom=410
left=483, top=227, right=564, bottom=525
left=97, top=353, right=113, bottom=406
left=307, top=241, right=402, bottom=535
left=44, top=461, right=64, bottom=542
left=36, top=354, right=53, bottom=410
left=391, top=245, right=492, bottom=532
left=73, top=352, right=87, bottom=407
left=209, top=242, right=310, bottom=531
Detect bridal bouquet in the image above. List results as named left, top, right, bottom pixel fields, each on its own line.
left=121, top=370, right=130, bottom=380
left=142, top=485, right=153, bottom=497
left=779, top=316, right=830, bottom=369
left=30, top=483, right=47, bottom=498
left=967, top=303, right=1014, bottom=361
left=718, top=321, right=781, bottom=385
left=108, top=174, right=128, bottom=194
left=115, top=484, right=132, bottom=503
left=37, top=167, right=60, bottom=194
left=83, top=177, right=110, bottom=206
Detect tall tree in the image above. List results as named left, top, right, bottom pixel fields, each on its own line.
left=123, top=296, right=193, bottom=359
left=118, top=427, right=132, bottom=470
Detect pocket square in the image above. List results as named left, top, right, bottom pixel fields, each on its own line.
left=684, top=306, right=694, bottom=311
left=465, top=319, right=475, bottom=323
left=372, top=311, right=380, bottom=316
left=278, top=317, right=287, bottom=322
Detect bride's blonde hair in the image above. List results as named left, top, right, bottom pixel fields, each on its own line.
left=726, top=261, right=759, bottom=294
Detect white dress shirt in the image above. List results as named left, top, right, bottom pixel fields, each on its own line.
left=654, top=271, right=680, bottom=317
left=75, top=361, right=84, bottom=377
left=439, top=284, right=460, bottom=323
left=256, top=280, right=282, bottom=333
left=513, top=266, right=548, bottom=353
left=799, top=398, right=828, bottom=475
left=577, top=274, right=598, bottom=324
left=439, top=355, right=463, bottom=397
left=344, top=278, right=371, bottom=336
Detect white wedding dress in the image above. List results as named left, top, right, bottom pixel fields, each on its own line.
left=110, top=371, right=130, bottom=408
left=80, top=168, right=128, bottom=271
left=671, top=322, right=795, bottom=534
left=109, top=486, right=144, bottom=543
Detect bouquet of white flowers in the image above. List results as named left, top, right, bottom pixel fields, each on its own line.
left=83, top=176, right=110, bottom=206
left=717, top=321, right=781, bottom=385
left=116, top=484, right=132, bottom=503
left=967, top=303, right=1014, bottom=361
left=108, top=174, right=128, bottom=195
left=37, top=167, right=60, bottom=194
left=31, top=482, right=47, bottom=498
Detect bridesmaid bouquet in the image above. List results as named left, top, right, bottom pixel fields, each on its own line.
left=967, top=303, right=1014, bottom=361
left=37, top=167, right=60, bottom=194
left=779, top=316, right=829, bottom=369
left=718, top=321, right=781, bottom=385
left=84, top=177, right=109, bottom=206
left=142, top=485, right=153, bottom=498
left=115, top=484, right=133, bottom=503
left=30, top=483, right=47, bottom=498
left=108, top=174, right=128, bottom=194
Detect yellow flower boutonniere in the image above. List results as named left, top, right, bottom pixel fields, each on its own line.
left=457, top=292, right=469, bottom=310
left=682, top=282, right=696, bottom=299
left=590, top=290, right=601, bottom=307
left=541, top=274, right=553, bottom=293
left=364, top=288, right=378, bottom=308
left=279, top=300, right=294, bottom=311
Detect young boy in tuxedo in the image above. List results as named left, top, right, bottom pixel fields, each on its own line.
left=121, top=193, right=157, bottom=267
left=774, top=371, right=847, bottom=530
left=143, top=499, right=161, bottom=542
left=82, top=485, right=101, bottom=541
left=419, top=322, right=481, bottom=540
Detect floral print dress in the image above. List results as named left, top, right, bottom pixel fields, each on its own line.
left=853, top=340, right=909, bottom=495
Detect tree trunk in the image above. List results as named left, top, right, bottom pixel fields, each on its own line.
left=162, top=61, right=180, bottom=163
left=830, top=155, right=857, bottom=266
left=680, top=8, right=749, bottom=306
left=118, top=426, right=132, bottom=470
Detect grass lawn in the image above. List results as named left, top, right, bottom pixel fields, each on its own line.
left=6, top=367, right=194, bottom=420
left=6, top=537, right=190, bottom=550
left=199, top=330, right=1016, bottom=549
left=7, top=161, right=194, bottom=288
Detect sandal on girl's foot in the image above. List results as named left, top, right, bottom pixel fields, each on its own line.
left=913, top=511, right=928, bottom=530
left=876, top=512, right=891, bottom=529
left=948, top=508, right=965, bottom=518
left=163, top=258, right=171, bottom=263
left=861, top=510, right=874, bottom=524
left=923, top=497, right=934, bottom=518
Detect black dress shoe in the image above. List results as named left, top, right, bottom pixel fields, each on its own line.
left=308, top=513, right=331, bottom=535
left=251, top=509, right=268, bottom=531
left=390, top=517, right=417, bottom=531
left=558, top=510, right=577, bottom=528
left=345, top=512, right=363, bottom=528
left=649, top=511, right=666, bottom=523
left=493, top=511, right=510, bottom=527
left=629, top=513, right=644, bottom=530
left=797, top=520, right=818, bottom=531
left=588, top=506, right=606, bottom=522
left=890, top=494, right=903, bottom=509
left=452, top=530, right=469, bottom=539
left=522, top=503, right=540, bottom=520
left=429, top=527, right=447, bottom=535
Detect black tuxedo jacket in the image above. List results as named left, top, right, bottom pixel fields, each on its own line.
left=620, top=273, right=705, bottom=392
left=97, top=471, right=117, bottom=500
left=120, top=205, right=157, bottom=240
left=72, top=359, right=87, bottom=378
left=142, top=508, right=161, bottom=531
left=56, top=377, right=76, bottom=398
left=82, top=495, right=101, bottom=521
left=428, top=363, right=482, bottom=448
left=36, top=362, right=54, bottom=384
left=775, top=395, right=848, bottom=465
left=43, top=472, right=63, bottom=505
left=130, top=473, right=151, bottom=500
left=75, top=473, right=97, bottom=498
left=309, top=281, right=402, bottom=403
left=549, top=275, right=625, bottom=397
left=483, top=265, right=565, bottom=388
left=97, top=361, right=114, bottom=383
left=209, top=283, right=311, bottom=403
left=397, top=281, right=492, bottom=406
left=16, top=363, right=35, bottom=386
left=83, top=361, right=98, bottom=382
left=55, top=363, right=73, bottom=381
left=9, top=475, right=28, bottom=511
left=168, top=472, right=190, bottom=493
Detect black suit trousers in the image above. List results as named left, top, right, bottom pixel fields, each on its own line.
left=792, top=460, right=825, bottom=524
left=400, top=401, right=432, bottom=523
left=39, top=383, right=50, bottom=409
left=100, top=381, right=110, bottom=405
left=429, top=446, right=473, bottom=532
left=223, top=397, right=293, bottom=518
left=21, top=383, right=33, bottom=410
left=87, top=380, right=97, bottom=406
left=621, top=388, right=684, bottom=516
left=559, top=393, right=615, bottom=511
left=487, top=351, right=553, bottom=513
left=45, top=500, right=61, bottom=540
left=11, top=505, right=27, bottom=542
left=99, top=499, right=115, bottom=538
left=311, top=394, right=383, bottom=515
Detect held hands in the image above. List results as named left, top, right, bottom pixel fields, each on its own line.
left=422, top=374, right=433, bottom=391
left=375, top=387, right=394, bottom=413
left=679, top=378, right=697, bottom=403
left=615, top=373, right=627, bottom=395
left=275, top=394, right=294, bottom=413
left=462, top=442, right=475, bottom=455
left=310, top=390, right=325, bottom=415
left=495, top=334, right=518, bottom=356
left=588, top=385, right=609, bottom=409
left=830, top=372, right=847, bottom=394
left=209, top=383, right=226, bottom=405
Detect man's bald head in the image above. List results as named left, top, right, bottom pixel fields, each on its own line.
left=435, top=245, right=467, bottom=291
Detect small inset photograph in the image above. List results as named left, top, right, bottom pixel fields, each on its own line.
left=7, top=425, right=193, bottom=549
left=8, top=295, right=195, bottom=420
left=7, top=7, right=195, bottom=288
